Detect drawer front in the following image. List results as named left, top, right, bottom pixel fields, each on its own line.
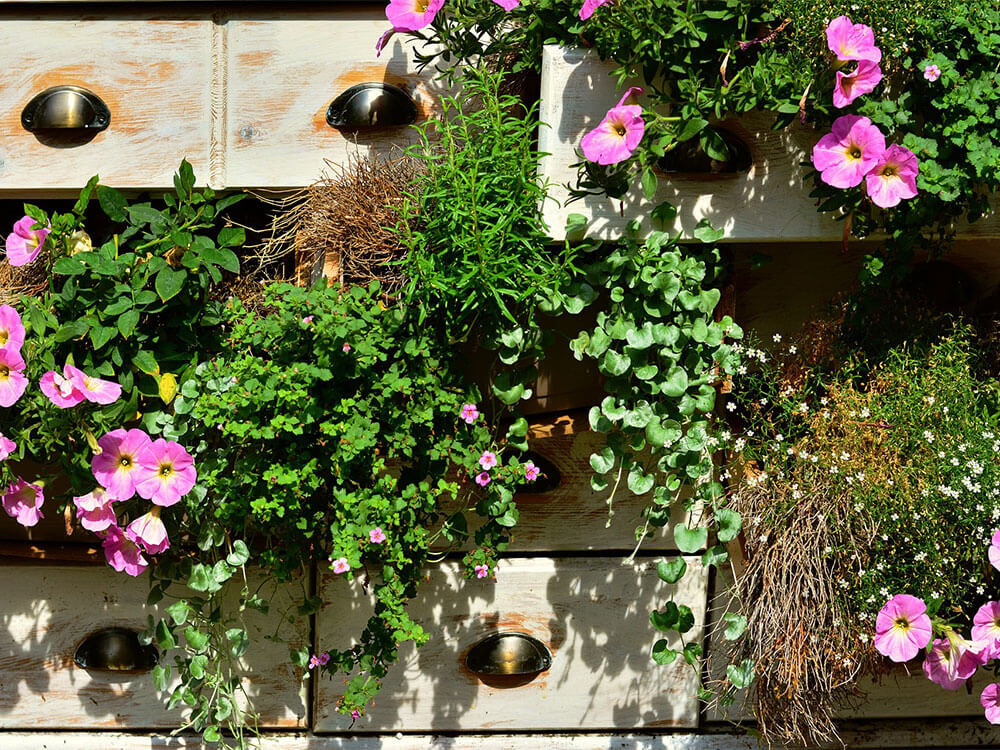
left=225, top=9, right=450, bottom=189
left=315, top=556, right=707, bottom=731
left=0, top=564, right=306, bottom=729
left=0, top=13, right=214, bottom=192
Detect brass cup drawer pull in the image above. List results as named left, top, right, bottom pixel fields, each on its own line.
left=74, top=627, right=159, bottom=674
left=21, top=85, right=111, bottom=133
left=326, top=82, right=417, bottom=130
left=465, top=632, right=552, bottom=677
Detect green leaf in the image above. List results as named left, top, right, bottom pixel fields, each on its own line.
left=203, top=725, right=221, bottom=743
left=226, top=540, right=250, bottom=567
left=673, top=523, right=708, bottom=553
left=188, top=563, right=213, bottom=592
left=646, top=418, right=682, bottom=447
left=651, top=638, right=678, bottom=665
left=589, top=446, right=615, bottom=474
left=226, top=627, right=250, bottom=658
left=133, top=350, right=159, bottom=375
left=117, top=308, right=140, bottom=339
left=54, top=319, right=90, bottom=343
left=657, top=558, right=687, bottom=584
left=189, top=654, right=208, bottom=680
left=682, top=641, right=703, bottom=666
left=692, top=218, right=725, bottom=243
left=97, top=185, right=128, bottom=222
left=676, top=604, right=695, bottom=634
left=588, top=406, right=612, bottom=433
left=715, top=508, right=742, bottom=542
left=155, top=267, right=187, bottom=302
left=640, top=167, right=658, bottom=201
left=185, top=626, right=210, bottom=653
left=723, top=613, right=748, bottom=641
left=701, top=544, right=729, bottom=568
left=217, top=226, right=245, bottom=248
left=74, top=175, right=100, bottom=216
left=152, top=664, right=168, bottom=691
left=650, top=602, right=679, bottom=632
left=727, top=658, right=755, bottom=689
left=627, top=465, right=655, bottom=495
left=89, top=325, right=116, bottom=350
left=662, top=366, right=689, bottom=397
left=52, top=256, right=87, bottom=276
left=565, top=212, right=588, bottom=236
left=128, top=204, right=167, bottom=226
left=601, top=396, right=627, bottom=421
left=155, top=619, right=177, bottom=650
left=166, top=600, right=190, bottom=626
left=602, top=349, right=631, bottom=376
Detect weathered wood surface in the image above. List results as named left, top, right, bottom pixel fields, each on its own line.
left=537, top=46, right=1000, bottom=243
left=315, top=556, right=707, bottom=731
left=0, top=565, right=307, bottom=728
left=0, top=11, right=214, bottom=192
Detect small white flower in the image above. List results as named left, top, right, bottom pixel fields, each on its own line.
left=773, top=333, right=782, bottom=343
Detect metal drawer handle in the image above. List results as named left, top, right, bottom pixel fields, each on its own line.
left=21, top=85, right=110, bottom=133
left=326, top=82, right=417, bottom=130
left=74, top=627, right=159, bottom=673
left=465, top=632, right=552, bottom=676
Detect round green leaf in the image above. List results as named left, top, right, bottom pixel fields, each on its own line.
left=656, top=558, right=687, bottom=584
left=673, top=523, right=708, bottom=553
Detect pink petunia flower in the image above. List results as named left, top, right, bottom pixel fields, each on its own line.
left=983, top=684, right=1000, bottom=724
left=579, top=0, right=612, bottom=20
left=101, top=523, right=148, bottom=577
left=812, top=115, right=886, bottom=189
left=385, top=0, right=445, bottom=32
left=5, top=216, right=50, bottom=267
left=864, top=144, right=919, bottom=208
left=460, top=403, right=479, bottom=424
left=73, top=488, right=119, bottom=533
left=922, top=635, right=989, bottom=690
left=0, top=305, right=25, bottom=352
left=331, top=557, right=350, bottom=574
left=64, top=364, right=122, bottom=405
left=475, top=471, right=491, bottom=487
left=92, top=429, right=156, bottom=500
left=833, top=60, right=882, bottom=108
left=126, top=507, right=170, bottom=555
left=135, top=439, right=197, bottom=507
left=375, top=28, right=395, bottom=57
left=479, top=451, right=498, bottom=470
left=474, top=563, right=489, bottom=579
left=990, top=528, right=1000, bottom=572
left=2, top=479, right=44, bottom=527
left=524, top=461, right=540, bottom=482
left=874, top=594, right=933, bottom=662
left=580, top=87, right=645, bottom=166
left=973, top=602, right=1000, bottom=659
left=0, top=432, right=15, bottom=461
left=369, top=527, right=387, bottom=544
left=0, top=348, right=29, bottom=408
left=924, top=64, right=942, bottom=82
left=40, top=369, right=87, bottom=409
left=825, top=15, right=881, bottom=63
left=493, top=0, right=520, bottom=8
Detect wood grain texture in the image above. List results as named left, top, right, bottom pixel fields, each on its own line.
left=0, top=565, right=307, bottom=728
left=537, top=46, right=1000, bottom=243
left=0, top=11, right=214, bottom=192
left=315, top=556, right=708, bottom=731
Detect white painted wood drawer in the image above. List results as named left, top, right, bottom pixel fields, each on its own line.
left=0, top=563, right=307, bottom=729
left=0, top=11, right=215, bottom=192
left=315, top=556, right=707, bottom=731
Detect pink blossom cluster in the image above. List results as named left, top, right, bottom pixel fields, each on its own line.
left=308, top=651, right=331, bottom=669
left=825, top=16, right=882, bottom=109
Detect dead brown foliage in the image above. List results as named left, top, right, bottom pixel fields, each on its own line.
left=0, top=254, right=48, bottom=305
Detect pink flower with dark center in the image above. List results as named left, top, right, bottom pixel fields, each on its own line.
left=342, top=343, right=351, bottom=353
left=475, top=471, right=491, bottom=487
left=924, top=64, right=941, bottom=82
left=64, top=364, right=122, bottom=405
left=524, top=461, right=540, bottom=482
left=865, top=144, right=919, bottom=208
left=460, top=403, right=479, bottom=424
left=479, top=451, right=498, bottom=470
left=126, top=506, right=170, bottom=555
left=73, top=488, right=119, bottom=533
left=579, top=0, right=612, bottom=20
left=385, top=0, right=444, bottom=32
left=2, top=479, right=44, bottom=527
left=990, top=528, right=1000, bottom=572
left=331, top=557, right=350, bottom=574
left=375, top=28, right=395, bottom=57
left=922, top=635, right=989, bottom=689
left=973, top=602, right=1000, bottom=659
left=369, top=527, right=387, bottom=544
left=40, top=369, right=87, bottom=409
left=0, top=305, right=25, bottom=352
left=5, top=216, right=50, bottom=267
left=581, top=87, right=645, bottom=166
left=0, top=432, right=15, bottom=461
left=874, top=594, right=932, bottom=662
left=812, top=115, right=886, bottom=189
left=833, top=60, right=882, bottom=108
left=983, top=684, right=1000, bottom=724
left=0, top=348, right=28, bottom=408
left=135, top=439, right=197, bottom=507
left=351, top=709, right=362, bottom=719
left=101, top=523, right=148, bottom=577
left=318, top=652, right=330, bottom=666
left=474, top=563, right=489, bottom=579
left=825, top=15, right=881, bottom=63
left=493, top=0, right=520, bottom=9
left=92, top=429, right=156, bottom=500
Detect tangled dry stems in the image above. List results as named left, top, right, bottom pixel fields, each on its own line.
left=0, top=254, right=49, bottom=305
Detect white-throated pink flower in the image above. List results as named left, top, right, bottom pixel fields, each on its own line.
left=983, top=684, right=1000, bottom=724
left=64, top=364, right=122, bottom=405
left=126, top=506, right=170, bottom=555
left=2, top=479, right=44, bottom=527
left=73, top=488, right=119, bottom=533
left=922, top=635, right=989, bottom=689
left=579, top=0, right=612, bottom=20
left=524, top=461, right=540, bottom=481
left=581, top=87, right=645, bottom=166
left=331, top=557, right=350, bottom=574
left=990, top=528, right=1000, bottom=571
left=973, top=602, right=1000, bottom=659
left=5, top=216, right=50, bottom=267
left=474, top=563, right=489, bottom=579
left=0, top=432, right=15, bottom=461
left=369, top=527, right=387, bottom=544
left=864, top=144, right=919, bottom=208
left=460, top=403, right=479, bottom=424
left=40, top=369, right=86, bottom=409
left=92, top=428, right=155, bottom=500
left=812, top=115, right=886, bottom=188
left=100, top=523, right=148, bottom=577
left=825, top=15, right=881, bottom=63
left=0, top=348, right=28, bottom=408
left=924, top=63, right=941, bottom=82
left=833, top=60, right=882, bottom=108
left=0, top=305, right=25, bottom=352
left=479, top=451, right=498, bottom=470
left=385, top=0, right=444, bottom=32
left=135, top=438, right=197, bottom=507
left=873, top=594, right=932, bottom=662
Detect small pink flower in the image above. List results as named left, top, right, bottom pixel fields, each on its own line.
left=524, top=461, right=540, bottom=482
left=579, top=0, right=612, bottom=20
left=475, top=563, right=489, bottom=579
left=2, top=479, right=44, bottom=527
left=923, top=636, right=989, bottom=689
left=135, top=438, right=197, bottom=507
left=101, top=524, right=148, bottom=576
left=40, top=369, right=87, bottom=409
left=342, top=343, right=351, bottom=353
left=318, top=651, right=330, bottom=666
left=0, top=305, right=25, bottom=352
left=812, top=114, right=886, bottom=189
left=581, top=87, right=645, bottom=166
left=375, top=28, right=395, bottom=57
left=475, top=471, right=491, bottom=487
left=92, top=429, right=156, bottom=500
left=351, top=709, right=362, bottom=719
left=973, top=602, right=1000, bottom=659
left=5, top=216, right=50, bottom=267
left=983, top=684, right=1000, bottom=724
left=833, top=60, right=882, bottom=108
left=493, top=0, right=520, bottom=8
left=385, top=0, right=444, bottom=32
left=126, top=507, right=170, bottom=555
left=65, top=364, right=122, bottom=405
left=73, top=488, right=119, bottom=533
left=302, top=315, right=314, bottom=325
left=874, top=594, right=932, bottom=662
left=864, top=144, right=919, bottom=208
left=825, top=15, right=881, bottom=63
left=0, top=348, right=28, bottom=408
left=460, top=403, right=479, bottom=424
left=0, top=432, right=15, bottom=461
left=478, top=451, right=498, bottom=470
left=990, top=528, right=1000, bottom=572
left=332, top=557, right=350, bottom=574
left=924, top=64, right=941, bottom=82
left=308, top=655, right=321, bottom=669
left=368, top=527, right=387, bottom=544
